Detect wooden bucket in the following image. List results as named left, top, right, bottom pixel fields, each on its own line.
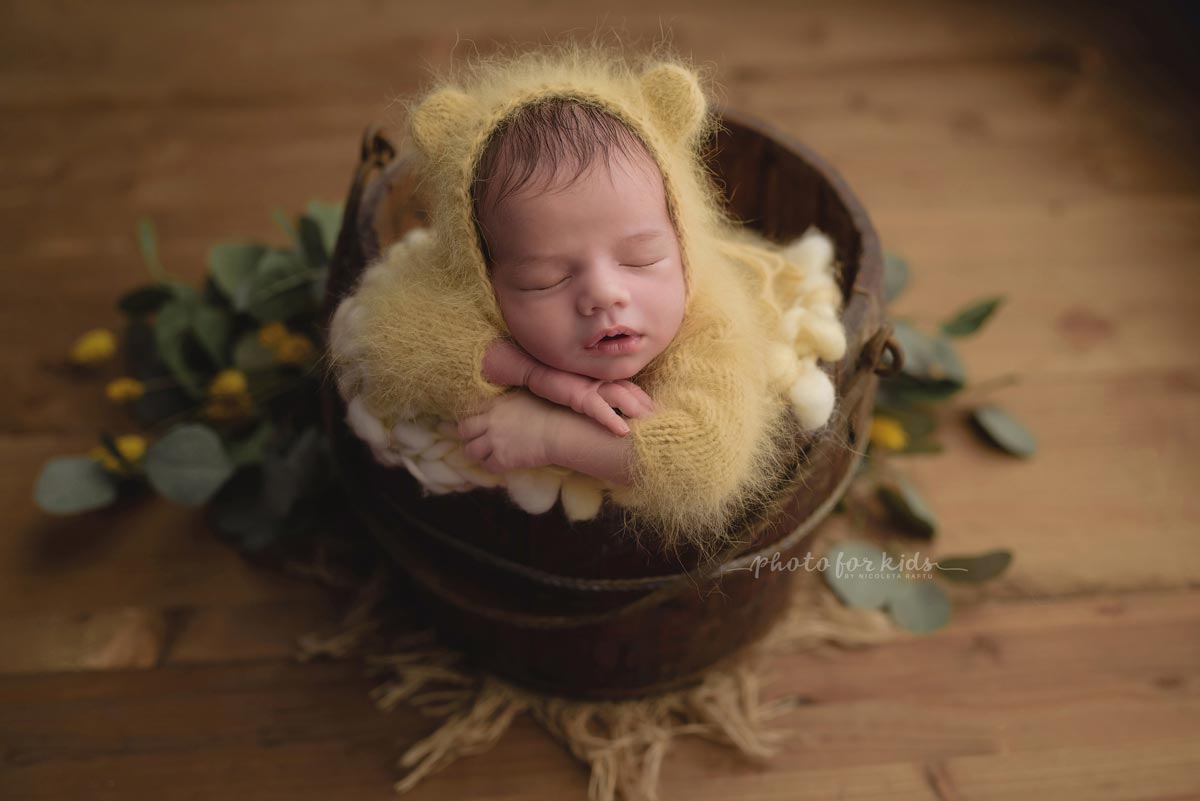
left=319, top=107, right=900, bottom=700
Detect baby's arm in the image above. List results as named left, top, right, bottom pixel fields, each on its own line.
left=548, top=405, right=636, bottom=485
left=482, top=339, right=655, bottom=437
left=329, top=230, right=507, bottom=423
left=458, top=389, right=635, bottom=486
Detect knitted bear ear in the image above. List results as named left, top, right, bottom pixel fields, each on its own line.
left=639, top=63, right=707, bottom=146
left=409, top=87, right=476, bottom=160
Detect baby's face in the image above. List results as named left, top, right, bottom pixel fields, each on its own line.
left=479, top=147, right=686, bottom=381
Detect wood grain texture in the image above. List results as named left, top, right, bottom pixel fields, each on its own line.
left=2, top=0, right=1198, bottom=797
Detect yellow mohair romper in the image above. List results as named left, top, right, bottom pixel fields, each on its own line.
left=327, top=41, right=848, bottom=552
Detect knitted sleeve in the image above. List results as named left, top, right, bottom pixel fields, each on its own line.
left=327, top=228, right=507, bottom=427
left=615, top=272, right=796, bottom=552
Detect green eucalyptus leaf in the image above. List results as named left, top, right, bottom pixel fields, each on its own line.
left=297, top=216, right=327, bottom=268
left=232, top=332, right=278, bottom=372
left=942, top=297, right=1004, bottom=338
left=877, top=476, right=938, bottom=538
left=262, top=428, right=324, bottom=518
left=209, top=242, right=266, bottom=301
left=209, top=468, right=281, bottom=552
left=272, top=207, right=298, bottom=247
left=165, top=281, right=199, bottom=303
left=929, top=336, right=966, bottom=385
left=971, top=405, right=1037, bottom=458
left=876, top=375, right=961, bottom=406
left=117, top=285, right=173, bottom=317
left=305, top=200, right=343, bottom=257
left=227, top=421, right=277, bottom=467
left=310, top=266, right=329, bottom=304
left=34, top=456, right=120, bottom=515
left=144, top=424, right=235, bottom=507
left=887, top=321, right=966, bottom=397
left=153, top=299, right=202, bottom=399
left=890, top=320, right=936, bottom=376
left=130, top=386, right=195, bottom=428
left=239, top=250, right=313, bottom=322
left=124, top=321, right=189, bottom=421
left=123, top=319, right=157, bottom=376
left=888, top=580, right=952, bottom=634
left=137, top=217, right=167, bottom=283
left=935, top=550, right=1013, bottom=584
left=190, top=304, right=232, bottom=367
left=823, top=541, right=903, bottom=609
left=210, top=429, right=326, bottom=553
left=883, top=253, right=910, bottom=304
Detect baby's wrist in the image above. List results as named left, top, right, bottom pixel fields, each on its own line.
left=483, top=339, right=541, bottom=388
left=544, top=410, right=635, bottom=486
left=524, top=359, right=545, bottom=390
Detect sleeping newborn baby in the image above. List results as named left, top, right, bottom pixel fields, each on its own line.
left=328, top=43, right=849, bottom=551
left=461, top=98, right=686, bottom=486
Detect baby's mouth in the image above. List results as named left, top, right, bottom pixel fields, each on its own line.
left=588, top=330, right=644, bottom=356
left=587, top=326, right=639, bottom=348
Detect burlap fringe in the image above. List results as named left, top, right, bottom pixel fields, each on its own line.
left=293, top=534, right=902, bottom=801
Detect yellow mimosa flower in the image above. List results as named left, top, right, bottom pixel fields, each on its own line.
left=105, top=377, right=146, bottom=404
left=275, top=334, right=315, bottom=365
left=258, top=321, right=290, bottom=349
left=208, top=369, right=249, bottom=399
left=203, top=393, right=255, bottom=421
left=90, top=434, right=148, bottom=473
left=69, top=328, right=117, bottom=365
left=869, top=415, right=909, bottom=451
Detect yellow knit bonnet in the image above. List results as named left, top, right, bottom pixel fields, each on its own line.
left=400, top=41, right=733, bottom=341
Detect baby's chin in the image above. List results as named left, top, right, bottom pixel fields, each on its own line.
left=544, top=352, right=651, bottom=382
left=575, top=361, right=641, bottom=381
left=518, top=337, right=665, bottom=382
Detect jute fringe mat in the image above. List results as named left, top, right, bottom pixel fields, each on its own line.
left=288, top=527, right=906, bottom=801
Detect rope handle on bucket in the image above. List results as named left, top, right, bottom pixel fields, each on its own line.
left=363, top=357, right=878, bottom=631
left=378, top=423, right=868, bottom=631
left=376, top=315, right=901, bottom=597
left=865, top=322, right=904, bottom=378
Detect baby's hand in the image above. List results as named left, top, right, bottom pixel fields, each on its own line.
left=452, top=390, right=567, bottom=474
left=483, top=339, right=655, bottom=437
left=528, top=367, right=654, bottom=438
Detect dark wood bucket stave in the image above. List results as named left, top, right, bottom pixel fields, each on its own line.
left=319, top=107, right=895, bottom=700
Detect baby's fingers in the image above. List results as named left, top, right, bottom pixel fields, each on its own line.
left=463, top=433, right=493, bottom=463
left=581, top=393, right=631, bottom=437
left=617, top=380, right=657, bottom=414
left=458, top=414, right=488, bottom=442
left=598, top=382, right=654, bottom=419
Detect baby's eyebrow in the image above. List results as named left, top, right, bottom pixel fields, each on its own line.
left=504, top=230, right=666, bottom=271
left=622, top=229, right=666, bottom=244
left=504, top=253, right=559, bottom=272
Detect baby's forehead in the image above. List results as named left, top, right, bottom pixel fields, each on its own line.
left=475, top=121, right=676, bottom=266
left=481, top=129, right=663, bottom=197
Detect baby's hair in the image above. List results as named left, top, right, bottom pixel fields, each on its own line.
left=471, top=97, right=657, bottom=269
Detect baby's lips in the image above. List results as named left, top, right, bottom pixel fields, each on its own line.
left=436, top=420, right=461, bottom=440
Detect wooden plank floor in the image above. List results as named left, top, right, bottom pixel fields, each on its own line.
left=3, top=1, right=1198, bottom=798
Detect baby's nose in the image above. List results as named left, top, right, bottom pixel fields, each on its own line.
left=578, top=270, right=630, bottom=314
